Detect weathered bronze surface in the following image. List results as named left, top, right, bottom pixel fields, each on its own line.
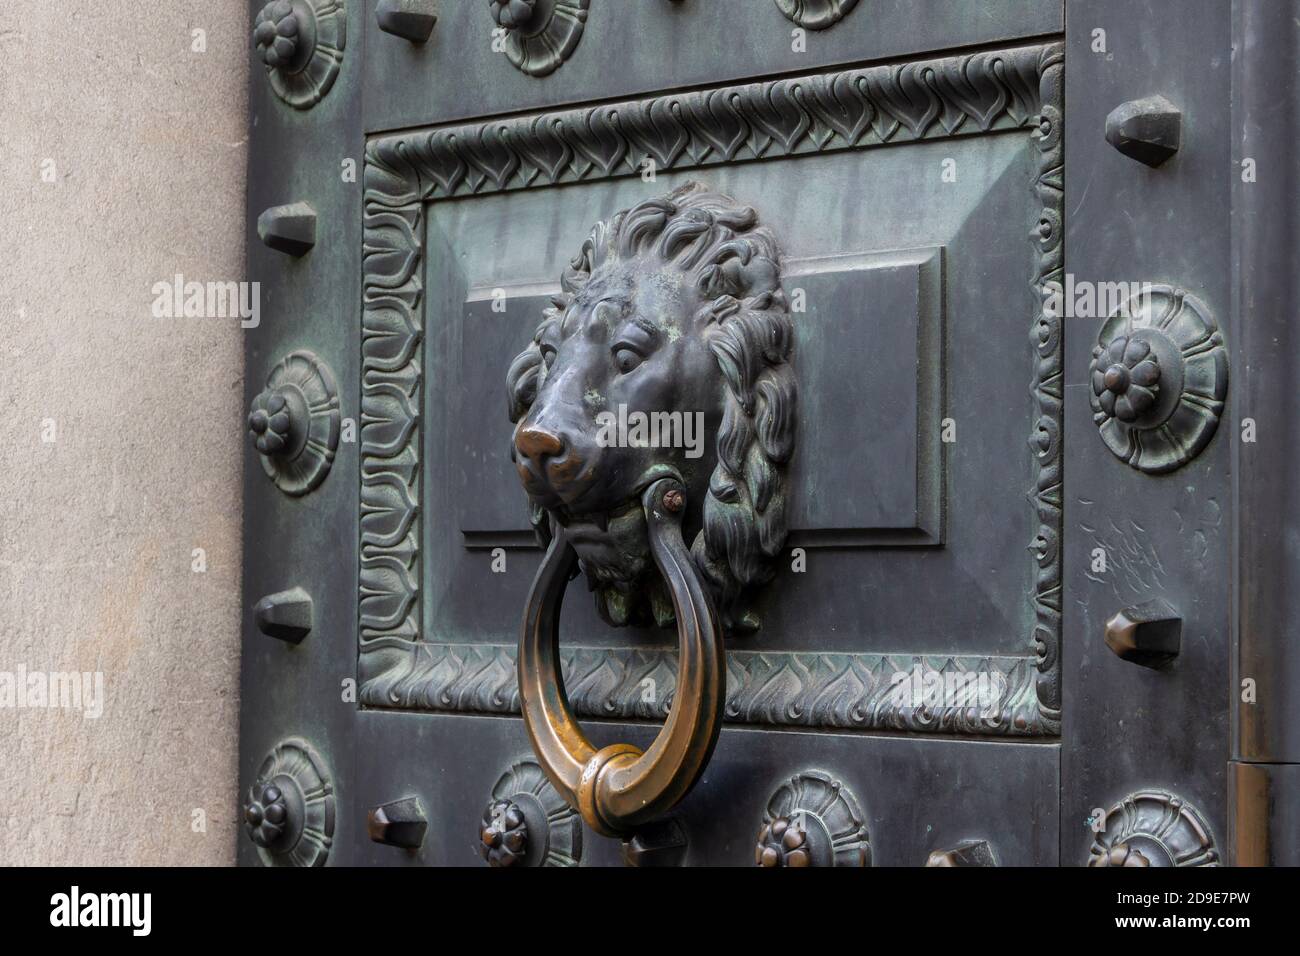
left=239, top=0, right=1285, bottom=866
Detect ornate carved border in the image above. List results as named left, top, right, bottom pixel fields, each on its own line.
left=1030, top=45, right=1064, bottom=734
left=359, top=41, right=1065, bottom=737
left=361, top=643, right=1044, bottom=736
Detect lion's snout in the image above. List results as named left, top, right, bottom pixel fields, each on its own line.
left=515, top=422, right=565, bottom=462
left=513, top=420, right=598, bottom=505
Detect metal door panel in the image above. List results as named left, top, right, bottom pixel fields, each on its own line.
left=362, top=0, right=1064, bottom=133
left=244, top=16, right=1071, bottom=864
left=354, top=711, right=1059, bottom=866
left=239, top=0, right=366, bottom=866
left=1060, top=0, right=1232, bottom=866
left=238, top=0, right=1255, bottom=867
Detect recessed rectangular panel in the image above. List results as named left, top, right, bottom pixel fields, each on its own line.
left=457, top=252, right=944, bottom=550
left=785, top=248, right=944, bottom=546
left=457, top=284, right=558, bottom=547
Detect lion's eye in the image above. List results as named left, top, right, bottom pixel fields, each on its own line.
left=540, top=344, right=558, bottom=368
left=613, top=347, right=643, bottom=374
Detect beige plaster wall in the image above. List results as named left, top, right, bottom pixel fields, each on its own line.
left=0, top=1, right=247, bottom=865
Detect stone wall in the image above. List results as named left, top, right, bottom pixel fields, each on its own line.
left=0, top=1, right=247, bottom=865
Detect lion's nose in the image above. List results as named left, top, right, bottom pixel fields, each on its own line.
left=515, top=424, right=566, bottom=464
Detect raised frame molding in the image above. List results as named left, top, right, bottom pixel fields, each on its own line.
left=361, top=642, right=1045, bottom=736
left=358, top=41, right=1065, bottom=738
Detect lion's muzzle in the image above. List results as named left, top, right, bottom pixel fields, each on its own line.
left=512, top=420, right=599, bottom=507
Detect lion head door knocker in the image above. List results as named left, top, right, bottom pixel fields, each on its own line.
left=505, top=182, right=797, bottom=837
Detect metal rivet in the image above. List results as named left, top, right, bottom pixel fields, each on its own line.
left=253, top=587, right=313, bottom=644
left=257, top=201, right=317, bottom=257
left=1104, top=598, right=1181, bottom=669
left=623, top=817, right=688, bottom=867
left=377, top=0, right=438, bottom=44
left=1105, top=95, right=1182, bottom=168
left=368, top=797, right=428, bottom=849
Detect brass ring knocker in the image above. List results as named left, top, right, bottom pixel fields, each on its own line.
left=518, top=477, right=726, bottom=837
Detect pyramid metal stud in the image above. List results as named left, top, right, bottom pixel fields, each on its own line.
left=1105, top=95, right=1182, bottom=168
left=257, top=201, right=317, bottom=256
left=377, top=0, right=438, bottom=43
left=1104, top=598, right=1181, bottom=668
left=253, top=586, right=313, bottom=644
left=368, top=797, right=428, bottom=849
left=622, top=817, right=688, bottom=867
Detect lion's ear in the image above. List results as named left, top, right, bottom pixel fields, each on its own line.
left=506, top=344, right=543, bottom=423
left=560, top=265, right=589, bottom=295
left=697, top=295, right=740, bottom=325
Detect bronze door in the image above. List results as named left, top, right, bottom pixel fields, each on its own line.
left=238, top=0, right=1265, bottom=867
